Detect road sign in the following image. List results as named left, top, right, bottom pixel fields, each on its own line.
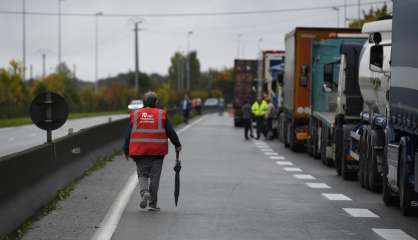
left=30, top=92, right=69, bottom=142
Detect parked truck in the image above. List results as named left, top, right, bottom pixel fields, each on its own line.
left=349, top=19, right=392, bottom=192
left=377, top=1, right=418, bottom=215
left=279, top=27, right=361, bottom=151
left=233, top=59, right=258, bottom=127
left=307, top=36, right=367, bottom=172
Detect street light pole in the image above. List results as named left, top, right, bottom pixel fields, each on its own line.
left=186, top=31, right=193, bottom=91
left=94, top=12, right=103, bottom=91
left=22, top=0, right=26, bottom=80
left=332, top=7, right=340, bottom=27
left=133, top=20, right=143, bottom=94
left=237, top=34, right=242, bottom=59
left=57, top=0, right=64, bottom=67
left=344, top=0, right=347, bottom=27
left=257, top=37, right=263, bottom=96
left=42, top=53, right=46, bottom=80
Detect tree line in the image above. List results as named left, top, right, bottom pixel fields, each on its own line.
left=0, top=51, right=234, bottom=119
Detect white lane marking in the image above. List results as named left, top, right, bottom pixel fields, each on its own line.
left=270, top=156, right=285, bottom=160
left=90, top=116, right=205, bottom=240
left=283, top=167, right=303, bottom=172
left=372, top=229, right=415, bottom=240
left=305, top=183, right=331, bottom=189
left=260, top=148, right=274, bottom=152
left=293, top=174, right=316, bottom=180
left=343, top=208, right=379, bottom=218
left=30, top=133, right=37, bottom=137
left=264, top=152, right=278, bottom=156
left=276, top=161, right=293, bottom=166
left=322, top=193, right=352, bottom=201
left=90, top=173, right=138, bottom=240
left=8, top=137, right=15, bottom=141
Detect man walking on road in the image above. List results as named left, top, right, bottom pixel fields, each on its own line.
left=180, top=95, right=191, bottom=124
left=124, top=92, right=182, bottom=211
left=251, top=96, right=268, bottom=140
left=241, top=100, right=253, bottom=140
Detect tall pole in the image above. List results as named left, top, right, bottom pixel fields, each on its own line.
left=332, top=7, right=340, bottom=27
left=22, top=0, right=26, bottom=80
left=95, top=12, right=103, bottom=91
left=73, top=64, right=76, bottom=80
left=358, top=0, right=361, bottom=21
left=42, top=53, right=46, bottom=80
left=257, top=37, right=263, bottom=96
left=58, top=0, right=64, bottom=67
left=237, top=34, right=242, bottom=59
left=186, top=31, right=193, bottom=91
left=133, top=21, right=141, bottom=94
left=344, top=0, right=347, bottom=27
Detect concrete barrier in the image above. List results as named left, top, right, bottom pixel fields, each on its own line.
left=0, top=117, right=130, bottom=238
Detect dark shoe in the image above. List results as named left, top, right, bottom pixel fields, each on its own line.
left=147, top=206, right=160, bottom=211
left=139, top=192, right=151, bottom=209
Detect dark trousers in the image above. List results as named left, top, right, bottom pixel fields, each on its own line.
left=135, top=158, right=163, bottom=207
left=243, top=118, right=253, bottom=139
left=267, top=117, right=273, bottom=139
left=182, top=109, right=189, bottom=124
left=255, top=116, right=267, bottom=139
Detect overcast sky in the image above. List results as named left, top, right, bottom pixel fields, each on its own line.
left=0, top=0, right=390, bottom=81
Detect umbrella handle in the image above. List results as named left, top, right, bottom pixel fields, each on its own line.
left=176, top=151, right=180, bottom=162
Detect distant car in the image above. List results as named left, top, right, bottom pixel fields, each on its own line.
left=204, top=98, right=219, bottom=107
left=128, top=99, right=144, bottom=112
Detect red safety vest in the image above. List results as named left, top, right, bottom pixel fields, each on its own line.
left=129, top=108, right=168, bottom=156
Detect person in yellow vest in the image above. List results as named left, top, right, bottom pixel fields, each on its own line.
left=251, top=96, right=268, bottom=140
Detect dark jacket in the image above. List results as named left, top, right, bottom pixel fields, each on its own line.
left=241, top=103, right=252, bottom=120
left=123, top=116, right=181, bottom=160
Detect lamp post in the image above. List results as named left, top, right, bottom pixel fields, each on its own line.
left=22, top=0, right=26, bottom=80
left=131, top=18, right=144, bottom=94
left=57, top=0, right=65, bottom=67
left=186, top=31, right=193, bottom=91
left=95, top=12, right=103, bottom=91
left=332, top=6, right=340, bottom=27
left=257, top=37, right=263, bottom=96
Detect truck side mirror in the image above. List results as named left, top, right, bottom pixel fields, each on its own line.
left=369, top=45, right=384, bottom=72
left=300, top=64, right=309, bottom=88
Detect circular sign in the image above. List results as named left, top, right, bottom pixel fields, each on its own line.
left=30, top=92, right=69, bottom=131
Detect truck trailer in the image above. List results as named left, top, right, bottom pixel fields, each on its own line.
left=279, top=27, right=361, bottom=151
left=307, top=35, right=367, bottom=171
left=378, top=1, right=418, bottom=216
left=233, top=59, right=258, bottom=127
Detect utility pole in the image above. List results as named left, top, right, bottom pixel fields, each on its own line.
left=94, top=12, right=103, bottom=91
left=57, top=0, right=64, bottom=67
left=133, top=20, right=143, bottom=94
left=29, top=64, right=33, bottom=80
left=73, top=64, right=76, bottom=80
left=22, top=0, right=26, bottom=80
left=257, top=37, right=263, bottom=96
left=237, top=34, right=242, bottom=59
left=186, top=31, right=193, bottom=91
left=358, top=0, right=361, bottom=21
left=42, top=54, right=46, bottom=80
left=332, top=6, right=340, bottom=27
left=344, top=0, right=347, bottom=27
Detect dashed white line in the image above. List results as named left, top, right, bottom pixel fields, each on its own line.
left=264, top=152, right=278, bottom=156
left=260, top=148, right=273, bottom=152
left=321, top=193, right=352, bottom=201
left=372, top=229, right=415, bottom=240
left=276, top=161, right=293, bottom=166
left=293, top=174, right=316, bottom=180
left=283, top=167, right=303, bottom=172
left=343, top=208, right=379, bottom=218
left=305, top=183, right=331, bottom=189
left=270, top=156, right=285, bottom=160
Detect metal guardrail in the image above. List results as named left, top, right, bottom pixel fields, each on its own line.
left=0, top=117, right=130, bottom=238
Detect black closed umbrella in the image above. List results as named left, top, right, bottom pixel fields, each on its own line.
left=173, top=151, right=182, bottom=207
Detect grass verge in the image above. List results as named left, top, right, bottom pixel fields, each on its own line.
left=0, top=111, right=127, bottom=128
left=2, top=149, right=122, bottom=240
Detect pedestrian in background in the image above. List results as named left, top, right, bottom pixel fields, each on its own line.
left=124, top=91, right=182, bottom=211
left=180, top=95, right=191, bottom=124
left=241, top=100, right=253, bottom=140
left=251, top=96, right=268, bottom=140
left=265, top=98, right=275, bottom=140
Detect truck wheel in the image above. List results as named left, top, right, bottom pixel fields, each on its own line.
left=313, top=124, right=320, bottom=159
left=307, top=119, right=313, bottom=157
left=341, top=127, right=355, bottom=180
left=382, top=170, right=397, bottom=206
left=400, top=139, right=413, bottom=216
left=334, top=126, right=343, bottom=176
left=363, top=134, right=372, bottom=190
left=369, top=138, right=382, bottom=193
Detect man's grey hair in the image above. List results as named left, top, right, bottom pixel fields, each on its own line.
left=143, top=91, right=158, bottom=107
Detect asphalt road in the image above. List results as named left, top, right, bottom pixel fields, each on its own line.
left=0, top=114, right=128, bottom=158
left=110, top=114, right=418, bottom=240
